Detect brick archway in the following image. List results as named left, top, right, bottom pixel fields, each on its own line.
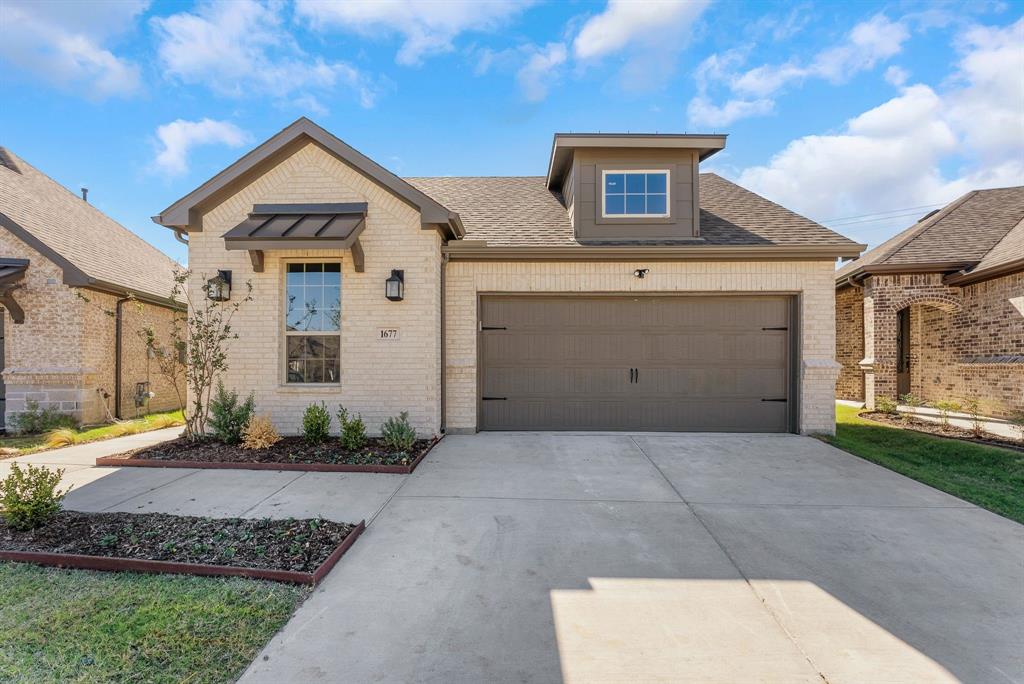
left=887, top=292, right=962, bottom=314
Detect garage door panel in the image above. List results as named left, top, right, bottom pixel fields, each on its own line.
left=480, top=295, right=793, bottom=432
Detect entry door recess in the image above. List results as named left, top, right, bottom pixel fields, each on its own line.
left=479, top=295, right=794, bottom=432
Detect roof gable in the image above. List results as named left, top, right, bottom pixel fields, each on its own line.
left=154, top=117, right=463, bottom=239
left=0, top=147, right=181, bottom=304
left=836, top=185, right=1024, bottom=284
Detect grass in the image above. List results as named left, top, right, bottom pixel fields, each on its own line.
left=825, top=404, right=1024, bottom=524
left=0, top=562, right=306, bottom=683
left=0, top=410, right=184, bottom=458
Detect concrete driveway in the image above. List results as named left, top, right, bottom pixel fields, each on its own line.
left=235, top=432, right=1024, bottom=684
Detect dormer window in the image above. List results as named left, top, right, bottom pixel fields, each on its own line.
left=602, top=170, right=670, bottom=218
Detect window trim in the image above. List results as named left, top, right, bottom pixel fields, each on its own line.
left=282, top=258, right=343, bottom=386
left=600, top=169, right=671, bottom=219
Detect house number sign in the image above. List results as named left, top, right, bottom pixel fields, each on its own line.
left=379, top=328, right=400, bottom=341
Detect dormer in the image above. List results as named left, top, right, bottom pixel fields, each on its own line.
left=546, top=133, right=726, bottom=242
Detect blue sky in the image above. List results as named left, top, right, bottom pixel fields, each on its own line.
left=2, top=0, right=1022, bottom=264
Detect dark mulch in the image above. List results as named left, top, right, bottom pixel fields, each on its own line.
left=0, top=511, right=355, bottom=573
left=862, top=412, right=1024, bottom=453
left=109, top=436, right=434, bottom=466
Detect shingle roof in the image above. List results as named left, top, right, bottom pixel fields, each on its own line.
left=0, top=147, right=181, bottom=302
left=836, top=186, right=1024, bottom=282
left=406, top=173, right=859, bottom=249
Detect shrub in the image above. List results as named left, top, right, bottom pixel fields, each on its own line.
left=933, top=400, right=962, bottom=430
left=146, top=413, right=185, bottom=430
left=0, top=463, right=70, bottom=531
left=242, top=416, right=281, bottom=450
left=302, top=402, right=331, bottom=444
left=337, top=405, right=367, bottom=451
left=875, top=396, right=898, bottom=414
left=10, top=400, right=78, bottom=435
left=44, top=428, right=81, bottom=448
left=108, top=421, right=143, bottom=438
left=899, top=393, right=924, bottom=421
left=208, top=381, right=255, bottom=444
left=381, top=411, right=417, bottom=453
left=962, top=398, right=985, bottom=437
left=1009, top=411, right=1024, bottom=444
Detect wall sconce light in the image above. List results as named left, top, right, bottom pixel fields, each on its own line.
left=633, top=268, right=649, bottom=279
left=206, top=270, right=232, bottom=301
left=385, top=269, right=405, bottom=301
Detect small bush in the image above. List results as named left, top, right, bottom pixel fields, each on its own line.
left=899, top=393, right=924, bottom=421
left=381, top=411, right=417, bottom=453
left=302, top=402, right=331, bottom=444
left=44, top=428, right=81, bottom=448
left=10, top=400, right=78, bottom=435
left=875, top=396, right=898, bottom=414
left=933, top=400, right=962, bottom=429
left=241, top=416, right=281, bottom=450
left=336, top=405, right=367, bottom=451
left=146, top=413, right=185, bottom=430
left=1009, top=411, right=1024, bottom=443
left=0, top=463, right=70, bottom=531
left=962, top=398, right=986, bottom=437
left=208, top=382, right=255, bottom=444
left=108, top=421, right=142, bottom=438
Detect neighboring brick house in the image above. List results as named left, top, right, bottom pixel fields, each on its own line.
left=0, top=147, right=184, bottom=429
left=835, top=186, right=1024, bottom=417
left=153, top=118, right=862, bottom=436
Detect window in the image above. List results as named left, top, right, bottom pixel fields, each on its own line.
left=602, top=170, right=670, bottom=217
left=285, top=263, right=341, bottom=383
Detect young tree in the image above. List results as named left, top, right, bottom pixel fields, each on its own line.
left=141, top=270, right=252, bottom=440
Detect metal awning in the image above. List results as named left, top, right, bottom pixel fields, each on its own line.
left=0, top=258, right=29, bottom=323
left=222, top=203, right=368, bottom=272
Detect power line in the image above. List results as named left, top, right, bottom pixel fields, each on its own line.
left=827, top=209, right=937, bottom=227
left=823, top=202, right=944, bottom=224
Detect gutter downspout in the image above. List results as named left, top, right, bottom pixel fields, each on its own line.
left=440, top=252, right=449, bottom=434
left=114, top=297, right=130, bottom=420
left=173, top=229, right=189, bottom=245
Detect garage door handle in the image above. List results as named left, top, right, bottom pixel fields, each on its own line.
left=481, top=326, right=507, bottom=331
left=762, top=326, right=788, bottom=331
left=482, top=396, right=507, bottom=401
left=761, top=398, right=788, bottom=402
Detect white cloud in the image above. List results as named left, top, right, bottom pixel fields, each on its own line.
left=295, top=0, right=534, bottom=66
left=152, top=0, right=380, bottom=108
left=516, top=43, right=568, bottom=102
left=0, top=0, right=145, bottom=99
left=690, top=14, right=910, bottom=127
left=884, top=65, right=909, bottom=86
left=154, top=118, right=249, bottom=176
left=734, top=20, right=1024, bottom=228
left=572, top=0, right=711, bottom=91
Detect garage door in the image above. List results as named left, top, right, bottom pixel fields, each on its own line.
left=479, top=295, right=794, bottom=432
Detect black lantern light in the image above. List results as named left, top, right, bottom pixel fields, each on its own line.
left=385, top=269, right=404, bottom=301
left=206, top=270, right=232, bottom=301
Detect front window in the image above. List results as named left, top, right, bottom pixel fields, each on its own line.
left=285, top=262, right=341, bottom=383
left=602, top=170, right=670, bottom=217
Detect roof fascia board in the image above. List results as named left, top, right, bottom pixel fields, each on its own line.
left=153, top=118, right=462, bottom=239
left=443, top=244, right=864, bottom=261
left=0, top=211, right=92, bottom=287
left=839, top=260, right=977, bottom=286
left=943, top=257, right=1024, bottom=286
left=83, top=282, right=185, bottom=310
left=546, top=133, right=728, bottom=187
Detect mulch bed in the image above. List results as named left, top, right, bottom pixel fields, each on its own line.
left=861, top=411, right=1024, bottom=453
left=97, top=435, right=440, bottom=473
left=0, top=511, right=363, bottom=584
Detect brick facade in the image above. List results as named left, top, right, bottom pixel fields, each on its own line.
left=835, top=271, right=1023, bottom=417
left=189, top=142, right=442, bottom=436
left=1, top=229, right=181, bottom=428
left=835, top=284, right=864, bottom=400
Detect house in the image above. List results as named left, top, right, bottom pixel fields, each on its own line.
left=835, top=186, right=1024, bottom=417
left=153, top=118, right=863, bottom=436
left=0, top=147, right=183, bottom=429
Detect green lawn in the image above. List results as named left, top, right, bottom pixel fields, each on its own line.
left=0, top=563, right=305, bottom=683
left=825, top=404, right=1024, bottom=524
left=0, top=410, right=184, bottom=458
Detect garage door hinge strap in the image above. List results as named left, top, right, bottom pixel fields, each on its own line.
left=761, top=398, right=788, bottom=402
left=761, top=326, right=788, bottom=331
left=482, top=396, right=507, bottom=401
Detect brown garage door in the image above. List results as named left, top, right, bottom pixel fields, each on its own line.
left=479, top=295, right=794, bottom=432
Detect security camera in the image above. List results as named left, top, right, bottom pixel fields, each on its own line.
left=633, top=268, right=649, bottom=278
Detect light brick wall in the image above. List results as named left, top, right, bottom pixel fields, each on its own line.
left=444, top=259, right=841, bottom=435
left=189, top=142, right=442, bottom=436
left=835, top=284, right=865, bottom=401
left=1, top=228, right=181, bottom=427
